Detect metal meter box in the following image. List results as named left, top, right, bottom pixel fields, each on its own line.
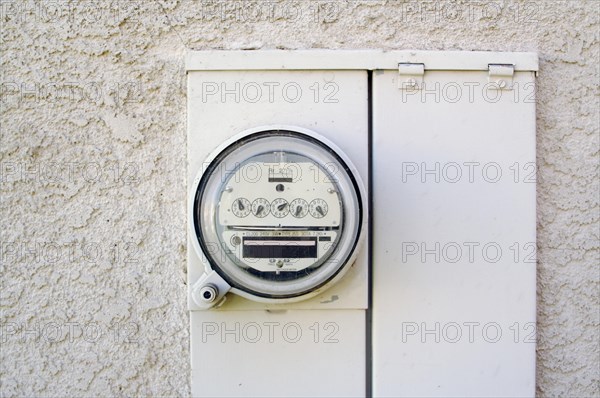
left=186, top=50, right=538, bottom=397
left=187, top=61, right=369, bottom=397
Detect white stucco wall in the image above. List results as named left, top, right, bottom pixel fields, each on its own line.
left=0, top=1, right=598, bottom=396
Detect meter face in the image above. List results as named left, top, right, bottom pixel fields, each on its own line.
left=193, top=130, right=364, bottom=299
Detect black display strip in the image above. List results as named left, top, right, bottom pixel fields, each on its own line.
left=242, top=237, right=318, bottom=259
left=243, top=244, right=317, bottom=259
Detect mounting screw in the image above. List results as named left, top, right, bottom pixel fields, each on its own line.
left=199, top=284, right=218, bottom=303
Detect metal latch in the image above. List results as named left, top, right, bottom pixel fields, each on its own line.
left=488, top=64, right=515, bottom=90
left=398, top=63, right=425, bottom=90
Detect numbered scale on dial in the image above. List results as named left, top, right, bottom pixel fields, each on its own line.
left=251, top=198, right=270, bottom=218
left=270, top=198, right=290, bottom=218
left=193, top=130, right=364, bottom=299
left=290, top=198, right=309, bottom=218
left=231, top=198, right=251, bottom=217
left=309, top=199, right=328, bottom=218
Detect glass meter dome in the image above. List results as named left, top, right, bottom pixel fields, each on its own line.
left=192, top=128, right=365, bottom=302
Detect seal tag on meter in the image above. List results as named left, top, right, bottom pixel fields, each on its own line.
left=190, top=127, right=366, bottom=307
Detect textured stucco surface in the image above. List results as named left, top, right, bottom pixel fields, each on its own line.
left=0, top=0, right=598, bottom=396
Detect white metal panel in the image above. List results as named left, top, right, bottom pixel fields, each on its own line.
left=188, top=70, right=368, bottom=396
left=186, top=50, right=538, bottom=72
left=187, top=70, right=369, bottom=311
left=191, top=310, right=365, bottom=397
left=372, top=69, right=537, bottom=396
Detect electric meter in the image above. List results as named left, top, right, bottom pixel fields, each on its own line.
left=189, top=126, right=366, bottom=308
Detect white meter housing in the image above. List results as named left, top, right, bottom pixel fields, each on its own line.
left=190, top=126, right=366, bottom=307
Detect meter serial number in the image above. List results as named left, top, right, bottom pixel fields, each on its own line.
left=247, top=230, right=311, bottom=237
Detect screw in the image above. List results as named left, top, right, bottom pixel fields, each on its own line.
left=199, top=285, right=218, bottom=303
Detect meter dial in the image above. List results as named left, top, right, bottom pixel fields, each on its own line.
left=290, top=198, right=309, bottom=218
left=231, top=198, right=251, bottom=218
left=270, top=198, right=290, bottom=218
left=309, top=199, right=329, bottom=218
left=252, top=198, right=270, bottom=218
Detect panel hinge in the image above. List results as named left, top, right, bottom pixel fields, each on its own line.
left=488, top=64, right=515, bottom=90
left=398, top=63, right=425, bottom=90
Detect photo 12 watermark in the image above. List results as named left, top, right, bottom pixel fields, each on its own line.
left=200, top=81, right=340, bottom=104
left=0, top=321, right=139, bottom=344
left=0, top=240, right=139, bottom=265
left=400, top=241, right=536, bottom=264
left=183, top=1, right=342, bottom=24
left=400, top=161, right=537, bottom=184
left=399, top=81, right=536, bottom=104
left=200, top=321, right=340, bottom=344
left=0, top=161, right=141, bottom=186
left=0, top=80, right=143, bottom=107
left=400, top=321, right=537, bottom=344
left=396, top=1, right=540, bottom=24
left=0, top=1, right=142, bottom=25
